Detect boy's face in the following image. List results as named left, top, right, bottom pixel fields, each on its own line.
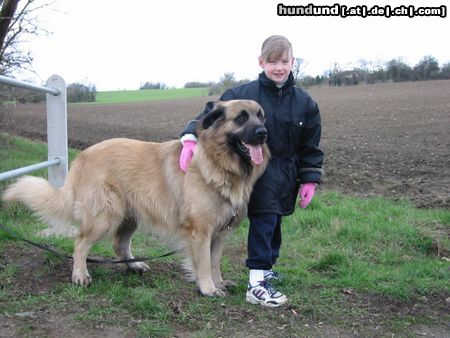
left=259, top=51, right=294, bottom=85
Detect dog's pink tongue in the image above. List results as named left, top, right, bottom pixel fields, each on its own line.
left=246, top=144, right=264, bottom=165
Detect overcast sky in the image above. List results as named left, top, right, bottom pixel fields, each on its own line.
left=19, top=0, right=450, bottom=91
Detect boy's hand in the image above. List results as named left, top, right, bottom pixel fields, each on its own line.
left=298, top=183, right=316, bottom=209
left=179, top=140, right=197, bottom=172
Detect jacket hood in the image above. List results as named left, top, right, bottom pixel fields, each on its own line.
left=258, top=71, right=295, bottom=93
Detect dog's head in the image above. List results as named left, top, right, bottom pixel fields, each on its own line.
left=197, top=100, right=269, bottom=171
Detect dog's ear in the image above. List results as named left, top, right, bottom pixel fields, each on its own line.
left=201, top=105, right=225, bottom=130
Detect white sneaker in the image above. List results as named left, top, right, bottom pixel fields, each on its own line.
left=246, top=281, right=288, bottom=307
left=264, top=269, right=282, bottom=282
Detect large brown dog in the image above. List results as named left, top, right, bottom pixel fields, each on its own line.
left=3, top=100, right=269, bottom=296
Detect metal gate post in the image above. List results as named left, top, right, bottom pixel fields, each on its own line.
left=46, top=75, right=68, bottom=187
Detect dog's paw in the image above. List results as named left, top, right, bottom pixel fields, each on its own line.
left=72, top=272, right=92, bottom=287
left=215, top=279, right=237, bottom=290
left=200, top=287, right=227, bottom=297
left=127, top=262, right=150, bottom=274
left=221, top=279, right=237, bottom=288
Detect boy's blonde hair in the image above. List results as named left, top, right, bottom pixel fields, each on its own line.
left=260, top=35, right=293, bottom=61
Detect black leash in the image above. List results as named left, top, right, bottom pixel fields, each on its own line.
left=0, top=222, right=176, bottom=264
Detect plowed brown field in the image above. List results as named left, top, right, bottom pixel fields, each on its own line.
left=1, top=80, right=449, bottom=208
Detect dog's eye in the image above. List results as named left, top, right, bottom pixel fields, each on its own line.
left=234, top=110, right=249, bottom=126
left=256, top=110, right=264, bottom=121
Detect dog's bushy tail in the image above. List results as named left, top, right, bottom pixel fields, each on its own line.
left=3, top=176, right=74, bottom=226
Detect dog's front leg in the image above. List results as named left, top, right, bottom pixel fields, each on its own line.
left=211, top=231, right=236, bottom=290
left=210, top=233, right=225, bottom=288
left=188, top=229, right=226, bottom=297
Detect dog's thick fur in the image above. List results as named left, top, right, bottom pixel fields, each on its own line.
left=3, top=100, right=269, bottom=296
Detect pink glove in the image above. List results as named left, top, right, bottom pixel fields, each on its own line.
left=298, top=183, right=316, bottom=209
left=179, top=140, right=197, bottom=172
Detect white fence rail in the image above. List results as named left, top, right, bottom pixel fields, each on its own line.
left=0, top=75, right=68, bottom=187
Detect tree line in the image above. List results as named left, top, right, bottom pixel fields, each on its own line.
left=1, top=2, right=449, bottom=102
left=183, top=55, right=450, bottom=94
left=299, top=55, right=450, bottom=88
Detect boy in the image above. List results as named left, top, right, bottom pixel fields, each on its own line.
left=179, top=35, right=324, bottom=307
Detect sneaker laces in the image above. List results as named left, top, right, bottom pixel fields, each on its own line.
left=265, top=270, right=281, bottom=281
left=260, top=280, right=280, bottom=297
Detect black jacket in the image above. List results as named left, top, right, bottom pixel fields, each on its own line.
left=181, top=72, right=324, bottom=216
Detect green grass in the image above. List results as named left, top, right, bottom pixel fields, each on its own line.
left=1, top=133, right=449, bottom=337
left=0, top=134, right=79, bottom=180
left=92, top=87, right=209, bottom=104
left=278, top=194, right=449, bottom=299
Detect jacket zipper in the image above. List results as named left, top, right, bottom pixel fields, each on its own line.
left=278, top=88, right=282, bottom=106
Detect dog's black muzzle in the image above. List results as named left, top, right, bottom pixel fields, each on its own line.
left=254, top=126, right=268, bottom=144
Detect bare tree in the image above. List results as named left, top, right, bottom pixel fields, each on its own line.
left=0, top=0, right=50, bottom=75
left=292, top=58, right=306, bottom=83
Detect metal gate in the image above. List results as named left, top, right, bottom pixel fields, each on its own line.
left=0, top=75, right=68, bottom=187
